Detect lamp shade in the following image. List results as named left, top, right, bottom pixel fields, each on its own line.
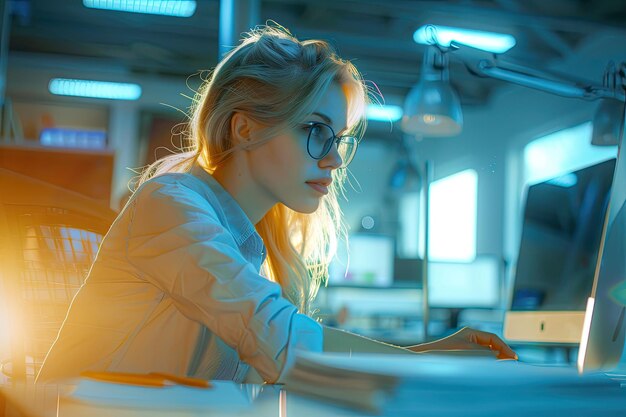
left=401, top=80, right=463, bottom=136
left=591, top=98, right=623, bottom=146
left=401, top=46, right=463, bottom=137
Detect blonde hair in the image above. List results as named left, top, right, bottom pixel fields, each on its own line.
left=136, top=23, right=368, bottom=315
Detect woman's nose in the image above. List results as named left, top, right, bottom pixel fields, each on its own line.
left=319, top=142, right=342, bottom=170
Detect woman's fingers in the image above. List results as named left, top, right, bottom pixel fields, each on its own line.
left=411, top=327, right=518, bottom=360
left=467, top=329, right=518, bottom=360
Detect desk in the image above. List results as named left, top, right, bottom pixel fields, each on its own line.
left=2, top=368, right=626, bottom=417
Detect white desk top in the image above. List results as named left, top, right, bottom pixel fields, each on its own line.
left=2, top=361, right=626, bottom=417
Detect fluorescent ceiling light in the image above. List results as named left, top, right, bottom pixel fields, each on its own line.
left=413, top=25, right=516, bottom=54
left=366, top=104, right=403, bottom=122
left=83, top=0, right=197, bottom=17
left=49, top=78, right=142, bottom=100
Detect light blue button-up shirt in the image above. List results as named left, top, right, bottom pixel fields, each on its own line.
left=38, top=164, right=323, bottom=384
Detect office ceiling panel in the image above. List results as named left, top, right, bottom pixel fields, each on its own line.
left=6, top=0, right=626, bottom=106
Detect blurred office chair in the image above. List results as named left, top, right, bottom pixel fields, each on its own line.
left=0, top=168, right=116, bottom=384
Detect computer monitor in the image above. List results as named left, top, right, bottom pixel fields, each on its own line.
left=428, top=256, right=502, bottom=309
left=504, top=158, right=616, bottom=343
left=578, top=108, right=626, bottom=372
left=328, top=234, right=395, bottom=287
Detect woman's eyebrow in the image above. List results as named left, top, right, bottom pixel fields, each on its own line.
left=311, top=111, right=349, bottom=134
left=311, top=111, right=332, bottom=124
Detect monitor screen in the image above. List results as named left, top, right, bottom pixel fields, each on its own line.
left=511, top=158, right=616, bottom=312
left=328, top=234, right=394, bottom=287
left=393, top=257, right=422, bottom=286
left=428, top=256, right=501, bottom=308
left=579, top=105, right=626, bottom=372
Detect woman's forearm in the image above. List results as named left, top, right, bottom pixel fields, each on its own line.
left=322, top=325, right=416, bottom=355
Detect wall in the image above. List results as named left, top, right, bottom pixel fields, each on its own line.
left=338, top=138, right=400, bottom=235
left=5, top=53, right=193, bottom=208
left=12, top=100, right=108, bottom=139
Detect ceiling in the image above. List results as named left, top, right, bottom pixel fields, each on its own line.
left=6, top=0, right=626, bottom=108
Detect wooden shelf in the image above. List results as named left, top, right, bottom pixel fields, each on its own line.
left=0, top=142, right=114, bottom=202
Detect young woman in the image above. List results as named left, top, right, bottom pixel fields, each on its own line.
left=38, top=24, right=515, bottom=385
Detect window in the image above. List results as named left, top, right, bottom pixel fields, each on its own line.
left=399, top=169, right=477, bottom=262
left=524, top=122, right=617, bottom=186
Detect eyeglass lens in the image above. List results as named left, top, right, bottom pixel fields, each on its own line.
left=307, top=123, right=357, bottom=167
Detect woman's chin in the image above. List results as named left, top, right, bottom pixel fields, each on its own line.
left=286, top=199, right=321, bottom=214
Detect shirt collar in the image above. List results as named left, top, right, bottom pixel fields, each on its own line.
left=191, top=164, right=259, bottom=247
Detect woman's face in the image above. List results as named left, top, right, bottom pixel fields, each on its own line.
left=247, top=83, right=348, bottom=213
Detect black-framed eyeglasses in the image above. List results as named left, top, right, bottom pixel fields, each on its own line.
left=301, top=122, right=358, bottom=168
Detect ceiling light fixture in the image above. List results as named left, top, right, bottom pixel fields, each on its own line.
left=366, top=104, right=403, bottom=122
left=83, top=0, right=197, bottom=17
left=49, top=78, right=142, bottom=101
left=413, top=24, right=516, bottom=54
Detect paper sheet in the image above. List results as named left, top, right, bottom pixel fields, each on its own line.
left=66, top=379, right=252, bottom=411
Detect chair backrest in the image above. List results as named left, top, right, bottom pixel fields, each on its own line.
left=0, top=168, right=117, bottom=382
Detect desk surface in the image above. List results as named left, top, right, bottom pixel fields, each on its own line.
left=3, top=364, right=626, bottom=417
left=4, top=380, right=626, bottom=417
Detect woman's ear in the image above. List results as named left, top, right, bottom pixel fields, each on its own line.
left=230, top=112, right=255, bottom=147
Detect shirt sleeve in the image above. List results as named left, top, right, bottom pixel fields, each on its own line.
left=125, top=178, right=323, bottom=383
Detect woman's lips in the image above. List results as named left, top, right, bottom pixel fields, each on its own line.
left=306, top=182, right=329, bottom=195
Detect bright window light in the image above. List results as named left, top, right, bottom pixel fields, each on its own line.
left=413, top=24, right=516, bottom=54
left=83, top=0, right=196, bottom=17
left=428, top=169, right=477, bottom=261
left=366, top=104, right=403, bottom=122
left=398, top=169, right=477, bottom=262
left=49, top=78, right=142, bottom=101
left=524, top=122, right=617, bottom=186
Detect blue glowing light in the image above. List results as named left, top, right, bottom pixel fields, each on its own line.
left=83, top=0, right=196, bottom=17
left=40, top=128, right=107, bottom=149
left=49, top=78, right=142, bottom=100
left=413, top=25, right=516, bottom=54
left=547, top=173, right=578, bottom=188
left=366, top=104, right=403, bottom=122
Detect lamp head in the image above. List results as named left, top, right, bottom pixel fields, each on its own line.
left=401, top=46, right=463, bottom=137
left=591, top=62, right=625, bottom=147
left=402, top=80, right=463, bottom=136
left=591, top=98, right=623, bottom=146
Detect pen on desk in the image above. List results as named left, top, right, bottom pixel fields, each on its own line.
left=81, top=371, right=169, bottom=387
left=80, top=371, right=212, bottom=388
left=149, top=372, right=212, bottom=388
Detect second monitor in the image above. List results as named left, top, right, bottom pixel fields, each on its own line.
left=505, top=158, right=616, bottom=343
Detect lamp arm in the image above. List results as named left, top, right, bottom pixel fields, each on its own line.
left=452, top=45, right=626, bottom=101
left=476, top=60, right=600, bottom=99
left=475, top=60, right=626, bottom=101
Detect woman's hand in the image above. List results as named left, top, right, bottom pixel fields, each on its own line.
left=407, top=327, right=518, bottom=360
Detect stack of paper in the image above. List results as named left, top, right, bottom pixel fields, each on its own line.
left=284, top=353, right=399, bottom=412
left=284, top=352, right=622, bottom=414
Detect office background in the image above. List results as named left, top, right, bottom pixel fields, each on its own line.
left=2, top=0, right=626, bottom=367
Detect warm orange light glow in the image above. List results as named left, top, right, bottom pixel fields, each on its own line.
left=423, top=114, right=437, bottom=124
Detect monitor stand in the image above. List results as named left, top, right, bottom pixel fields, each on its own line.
left=504, top=311, right=585, bottom=344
